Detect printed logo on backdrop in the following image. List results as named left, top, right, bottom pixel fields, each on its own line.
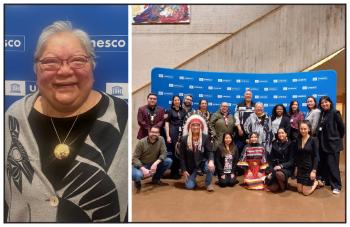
left=5, top=80, right=26, bottom=96
left=273, top=95, right=287, bottom=99
left=254, top=79, right=269, bottom=83
left=302, top=86, right=317, bottom=90
left=169, top=83, right=184, bottom=88
left=208, top=86, right=222, bottom=90
left=227, top=87, right=241, bottom=91
left=283, top=87, right=297, bottom=91
left=273, top=79, right=287, bottom=83
left=264, top=87, right=278, bottom=91
left=312, top=76, right=328, bottom=81
left=158, top=91, right=174, bottom=96
left=236, top=79, right=250, bottom=83
left=218, top=78, right=231, bottom=83
left=189, top=85, right=203, bottom=90
left=217, top=95, right=231, bottom=99
left=198, top=94, right=213, bottom=98
left=106, top=83, right=128, bottom=99
left=5, top=35, right=25, bottom=52
left=292, top=78, right=307, bottom=82
left=199, top=77, right=213, bottom=82
left=158, top=74, right=174, bottom=79
left=179, top=76, right=194, bottom=80
left=90, top=35, right=127, bottom=52
left=245, top=87, right=260, bottom=91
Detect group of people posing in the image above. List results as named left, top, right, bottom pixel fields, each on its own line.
left=132, top=89, right=344, bottom=196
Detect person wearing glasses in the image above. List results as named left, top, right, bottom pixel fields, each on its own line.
left=5, top=21, right=128, bottom=222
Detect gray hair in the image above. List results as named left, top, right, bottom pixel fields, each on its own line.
left=34, top=20, right=96, bottom=72
left=255, top=102, right=264, bottom=108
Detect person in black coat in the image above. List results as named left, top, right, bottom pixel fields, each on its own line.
left=214, top=133, right=239, bottom=187
left=295, top=120, right=319, bottom=196
left=165, top=95, right=187, bottom=179
left=265, top=127, right=294, bottom=192
left=271, top=104, right=291, bottom=141
left=317, top=96, right=345, bottom=194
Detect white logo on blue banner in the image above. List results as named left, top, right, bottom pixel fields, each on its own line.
left=90, top=35, right=128, bottom=52
left=106, top=82, right=128, bottom=99
left=5, top=80, right=26, bottom=96
left=151, top=67, right=337, bottom=115
left=5, top=35, right=25, bottom=52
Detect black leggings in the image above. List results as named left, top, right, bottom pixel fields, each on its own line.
left=218, top=174, right=236, bottom=187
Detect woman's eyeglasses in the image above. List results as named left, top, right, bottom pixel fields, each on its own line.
left=37, top=55, right=90, bottom=71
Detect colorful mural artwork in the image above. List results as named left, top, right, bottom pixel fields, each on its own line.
left=132, top=5, right=190, bottom=24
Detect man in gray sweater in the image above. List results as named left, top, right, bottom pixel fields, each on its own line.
left=132, top=126, right=172, bottom=192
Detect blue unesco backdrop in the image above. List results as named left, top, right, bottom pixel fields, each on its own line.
left=5, top=5, right=128, bottom=110
left=151, top=67, right=336, bottom=115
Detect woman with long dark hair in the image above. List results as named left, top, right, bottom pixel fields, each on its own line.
left=165, top=95, right=187, bottom=179
left=265, top=128, right=294, bottom=192
left=215, top=133, right=239, bottom=187
left=288, top=100, right=304, bottom=142
left=305, top=96, right=321, bottom=136
left=317, top=96, right=344, bottom=194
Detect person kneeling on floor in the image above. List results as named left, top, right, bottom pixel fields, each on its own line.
left=132, top=126, right=172, bottom=192
left=215, top=133, right=239, bottom=187
left=179, top=114, right=215, bottom=192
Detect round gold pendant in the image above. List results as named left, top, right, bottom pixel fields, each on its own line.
left=54, top=144, right=70, bottom=160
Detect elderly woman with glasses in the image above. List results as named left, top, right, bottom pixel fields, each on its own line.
left=5, top=21, right=128, bottom=222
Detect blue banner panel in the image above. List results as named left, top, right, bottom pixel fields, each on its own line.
left=151, top=67, right=336, bottom=115
left=5, top=4, right=128, bottom=110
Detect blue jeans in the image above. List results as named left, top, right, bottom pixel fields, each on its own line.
left=185, top=161, right=213, bottom=189
left=132, top=158, right=172, bottom=182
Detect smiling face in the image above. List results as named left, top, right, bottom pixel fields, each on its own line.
left=147, top=94, right=157, bottom=107
left=173, top=96, right=180, bottom=108
left=255, top=103, right=264, bottom=116
left=220, top=102, right=229, bottom=114
left=148, top=126, right=160, bottom=142
left=199, top=100, right=208, bottom=111
left=299, top=123, right=310, bottom=137
left=190, top=122, right=201, bottom=135
left=277, top=128, right=287, bottom=141
left=250, top=133, right=258, bottom=144
left=224, top=133, right=232, bottom=146
left=306, top=97, right=316, bottom=110
left=276, top=105, right=284, bottom=117
left=184, top=95, right=193, bottom=107
left=291, top=101, right=298, bottom=112
left=320, top=99, right=331, bottom=111
left=35, top=32, right=94, bottom=113
left=244, top=90, right=252, bottom=102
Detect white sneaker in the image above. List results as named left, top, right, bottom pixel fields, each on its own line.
left=332, top=188, right=340, bottom=194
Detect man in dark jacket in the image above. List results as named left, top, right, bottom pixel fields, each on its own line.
left=137, top=93, right=165, bottom=139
